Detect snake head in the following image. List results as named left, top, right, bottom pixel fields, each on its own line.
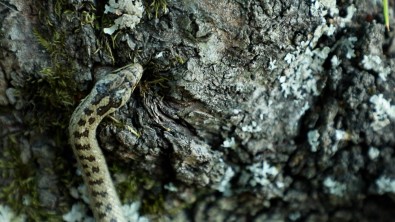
left=93, top=64, right=143, bottom=116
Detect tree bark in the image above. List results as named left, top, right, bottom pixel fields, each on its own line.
left=1, top=0, right=395, bottom=221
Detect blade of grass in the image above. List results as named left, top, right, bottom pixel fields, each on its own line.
left=383, top=0, right=390, bottom=31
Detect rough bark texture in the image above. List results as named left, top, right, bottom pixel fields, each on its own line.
left=1, top=0, right=395, bottom=221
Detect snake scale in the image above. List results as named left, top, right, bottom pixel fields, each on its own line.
left=69, top=64, right=143, bottom=222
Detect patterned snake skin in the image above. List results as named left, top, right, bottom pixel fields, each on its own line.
left=69, top=64, right=143, bottom=222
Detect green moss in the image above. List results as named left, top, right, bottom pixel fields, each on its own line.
left=2, top=1, right=90, bottom=220
left=111, top=163, right=154, bottom=201
left=24, top=29, right=78, bottom=132
left=26, top=0, right=100, bottom=131
left=144, top=0, right=168, bottom=18
left=141, top=193, right=165, bottom=215
left=111, top=163, right=167, bottom=215
left=0, top=135, right=61, bottom=221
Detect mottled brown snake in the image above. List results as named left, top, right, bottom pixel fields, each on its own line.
left=69, top=64, right=143, bottom=222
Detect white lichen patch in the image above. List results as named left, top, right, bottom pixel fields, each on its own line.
left=369, top=94, right=395, bottom=131
left=343, top=36, right=358, bottom=59
left=323, top=177, right=347, bottom=196
left=222, top=137, right=236, bottom=149
left=279, top=46, right=330, bottom=99
left=122, top=202, right=149, bottom=222
left=103, top=0, right=144, bottom=35
left=331, top=55, right=341, bottom=67
left=0, top=205, right=26, bottom=222
left=361, top=54, right=391, bottom=81
left=376, top=176, right=395, bottom=194
left=241, top=121, right=262, bottom=133
left=62, top=203, right=93, bottom=222
left=63, top=202, right=149, bottom=222
left=278, top=3, right=356, bottom=99
left=368, top=147, right=380, bottom=160
left=164, top=182, right=178, bottom=192
left=268, top=57, right=277, bottom=70
left=247, top=161, right=279, bottom=187
left=310, top=0, right=339, bottom=17
left=308, top=130, right=320, bottom=152
left=215, top=166, right=235, bottom=195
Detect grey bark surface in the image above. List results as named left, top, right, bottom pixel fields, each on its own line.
left=1, top=0, right=395, bottom=221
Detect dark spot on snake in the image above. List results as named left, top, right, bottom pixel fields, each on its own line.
left=98, top=212, right=106, bottom=219
left=92, top=166, right=100, bottom=173
left=95, top=202, right=103, bottom=208
left=105, top=203, right=112, bottom=212
left=78, top=155, right=96, bottom=162
left=86, top=171, right=91, bottom=177
left=92, top=93, right=105, bottom=105
left=81, top=163, right=89, bottom=169
left=96, top=102, right=113, bottom=116
left=91, top=190, right=108, bottom=197
left=75, top=144, right=90, bottom=150
left=84, top=108, right=94, bottom=115
left=74, top=130, right=89, bottom=138
left=110, top=219, right=117, bottom=222
left=88, top=178, right=104, bottom=185
left=88, top=117, right=96, bottom=125
left=77, top=119, right=86, bottom=126
left=97, top=96, right=124, bottom=116
left=86, top=155, right=96, bottom=162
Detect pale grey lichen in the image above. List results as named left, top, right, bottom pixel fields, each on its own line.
left=330, top=130, right=350, bottom=153
left=361, top=54, right=391, bottom=81
left=222, top=137, right=236, bottom=149
left=62, top=203, right=93, bottom=222
left=323, top=177, right=347, bottom=196
left=215, top=166, right=235, bottom=195
left=268, top=58, right=277, bottom=71
left=103, top=0, right=144, bottom=35
left=369, top=94, right=395, bottom=131
left=278, top=3, right=356, bottom=100
left=63, top=200, right=148, bottom=222
left=331, top=55, right=341, bottom=67
left=279, top=46, right=330, bottom=99
left=122, top=202, right=149, bottom=222
left=247, top=161, right=279, bottom=187
left=63, top=184, right=94, bottom=222
left=343, top=36, right=358, bottom=59
left=376, top=176, right=395, bottom=194
left=311, top=0, right=339, bottom=17
left=241, top=121, right=262, bottom=133
left=368, top=147, right=380, bottom=160
left=307, top=130, right=320, bottom=152
left=0, top=204, right=26, bottom=222
left=164, top=183, right=178, bottom=192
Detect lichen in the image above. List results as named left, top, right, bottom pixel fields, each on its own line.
left=0, top=204, right=26, bottom=222
left=307, top=130, right=320, bottom=152
left=278, top=4, right=357, bottom=100
left=376, top=176, right=395, bottom=194
left=361, top=54, right=391, bottom=81
left=103, top=0, right=144, bottom=35
left=323, top=177, right=347, bottom=196
left=369, top=94, right=395, bottom=131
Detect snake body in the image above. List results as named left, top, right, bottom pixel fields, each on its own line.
left=69, top=64, right=143, bottom=222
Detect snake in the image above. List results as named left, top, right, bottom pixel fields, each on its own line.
left=69, top=64, right=143, bottom=222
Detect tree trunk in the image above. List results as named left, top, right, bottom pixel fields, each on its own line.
left=1, top=0, right=395, bottom=221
